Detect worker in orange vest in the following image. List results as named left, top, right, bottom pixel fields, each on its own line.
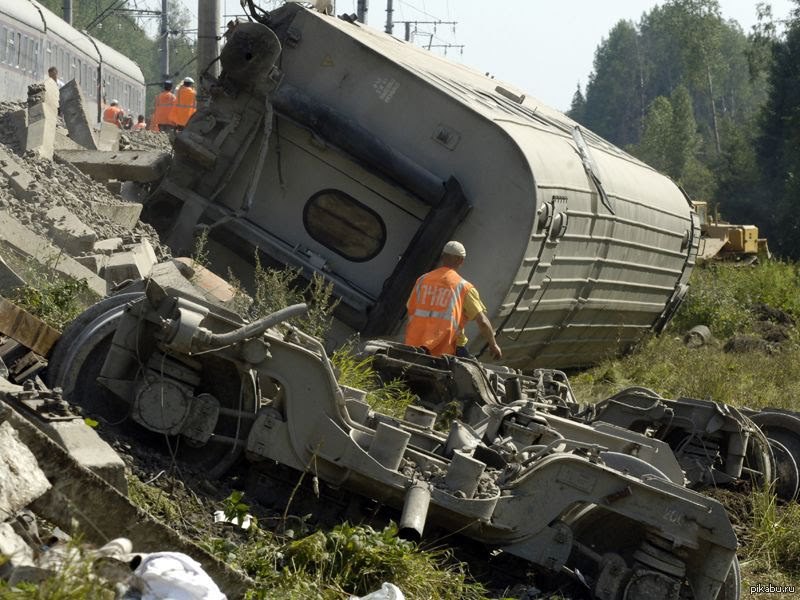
left=132, top=115, right=147, bottom=131
left=151, top=80, right=177, bottom=132
left=102, top=99, right=124, bottom=128
left=172, top=77, right=197, bottom=130
left=405, top=241, right=502, bottom=359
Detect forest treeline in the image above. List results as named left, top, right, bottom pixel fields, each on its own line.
left=569, top=0, right=800, bottom=259
left=37, top=0, right=197, bottom=115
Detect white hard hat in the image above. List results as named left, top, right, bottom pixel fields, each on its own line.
left=183, top=77, right=194, bottom=84
left=442, top=240, right=466, bottom=258
left=111, top=99, right=119, bottom=105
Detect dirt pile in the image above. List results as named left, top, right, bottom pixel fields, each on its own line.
left=0, top=102, right=165, bottom=254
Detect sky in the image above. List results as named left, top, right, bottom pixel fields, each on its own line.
left=179, top=0, right=797, bottom=111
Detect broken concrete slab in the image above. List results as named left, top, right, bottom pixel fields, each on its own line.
left=54, top=129, right=84, bottom=152
left=55, top=149, right=171, bottom=183
left=174, top=257, right=239, bottom=304
left=1, top=381, right=125, bottom=493
left=75, top=254, right=102, bottom=273
left=0, top=418, right=51, bottom=517
left=89, top=201, right=143, bottom=231
left=3, top=402, right=253, bottom=598
left=0, top=145, right=35, bottom=201
left=58, top=79, right=98, bottom=150
left=36, top=419, right=127, bottom=494
left=0, top=522, right=36, bottom=576
left=0, top=297, right=61, bottom=357
left=0, top=210, right=106, bottom=297
left=104, top=239, right=157, bottom=290
left=46, top=205, right=98, bottom=255
left=24, top=80, right=59, bottom=160
left=94, top=237, right=124, bottom=253
left=97, top=121, right=121, bottom=152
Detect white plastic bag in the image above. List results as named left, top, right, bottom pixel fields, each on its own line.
left=131, top=551, right=226, bottom=600
left=352, top=582, right=405, bottom=600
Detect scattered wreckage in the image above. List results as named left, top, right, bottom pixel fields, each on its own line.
left=46, top=268, right=743, bottom=600
left=361, top=341, right=800, bottom=502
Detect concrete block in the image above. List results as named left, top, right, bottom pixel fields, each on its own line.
left=94, top=237, right=123, bottom=253
left=55, top=149, right=171, bottom=183
left=7, top=109, right=28, bottom=149
left=0, top=420, right=51, bottom=516
left=0, top=522, right=36, bottom=573
left=46, top=206, right=98, bottom=255
left=0, top=146, right=35, bottom=201
left=54, top=130, right=84, bottom=151
left=36, top=419, right=127, bottom=493
left=104, top=239, right=157, bottom=290
left=0, top=297, right=61, bottom=357
left=97, top=121, right=120, bottom=152
left=58, top=80, right=98, bottom=150
left=75, top=254, right=102, bottom=273
left=0, top=210, right=106, bottom=297
left=175, top=257, right=239, bottom=303
left=24, top=99, right=57, bottom=160
left=0, top=253, right=26, bottom=294
left=89, top=201, right=143, bottom=231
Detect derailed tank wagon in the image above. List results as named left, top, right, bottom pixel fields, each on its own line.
left=144, top=2, right=698, bottom=370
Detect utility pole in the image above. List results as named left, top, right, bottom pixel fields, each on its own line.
left=395, top=20, right=459, bottom=46
left=385, top=0, right=393, bottom=34
left=356, top=0, right=367, bottom=23
left=63, top=0, right=72, bottom=25
left=197, top=0, right=220, bottom=79
left=160, top=0, right=169, bottom=81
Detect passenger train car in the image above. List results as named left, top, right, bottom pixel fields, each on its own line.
left=0, top=0, right=145, bottom=122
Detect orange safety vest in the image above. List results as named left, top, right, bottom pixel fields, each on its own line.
left=405, top=267, right=473, bottom=356
left=103, top=105, right=123, bottom=127
left=151, top=90, right=176, bottom=129
left=171, top=85, right=197, bottom=127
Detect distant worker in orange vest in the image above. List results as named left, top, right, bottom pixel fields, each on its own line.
left=102, top=99, right=124, bottom=128
left=172, top=77, right=197, bottom=130
left=132, top=114, right=147, bottom=131
left=405, top=241, right=502, bottom=360
left=151, top=80, right=176, bottom=132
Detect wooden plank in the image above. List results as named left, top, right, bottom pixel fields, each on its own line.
left=0, top=297, right=60, bottom=357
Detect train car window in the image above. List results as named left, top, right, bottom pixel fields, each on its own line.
left=33, top=40, right=40, bottom=78
left=303, top=190, right=386, bottom=261
left=0, top=28, right=6, bottom=64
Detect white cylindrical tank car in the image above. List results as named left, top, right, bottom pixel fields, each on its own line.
left=154, top=4, right=699, bottom=370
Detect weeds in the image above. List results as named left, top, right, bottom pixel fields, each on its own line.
left=743, top=487, right=800, bottom=576
left=0, top=540, right=116, bottom=599
left=331, top=347, right=416, bottom=417
left=9, top=278, right=97, bottom=331
left=669, top=261, right=800, bottom=338
left=231, top=252, right=340, bottom=340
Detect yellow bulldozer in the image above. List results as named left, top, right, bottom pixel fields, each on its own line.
left=692, top=201, right=770, bottom=263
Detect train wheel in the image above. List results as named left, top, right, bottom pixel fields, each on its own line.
left=750, top=410, right=800, bottom=501
left=46, top=293, right=258, bottom=478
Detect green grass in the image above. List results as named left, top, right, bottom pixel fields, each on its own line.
left=128, top=472, right=487, bottom=599
left=0, top=540, right=116, bottom=599
left=574, top=260, right=800, bottom=591
left=331, top=347, right=417, bottom=418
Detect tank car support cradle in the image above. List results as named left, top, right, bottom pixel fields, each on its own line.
left=46, top=275, right=739, bottom=600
